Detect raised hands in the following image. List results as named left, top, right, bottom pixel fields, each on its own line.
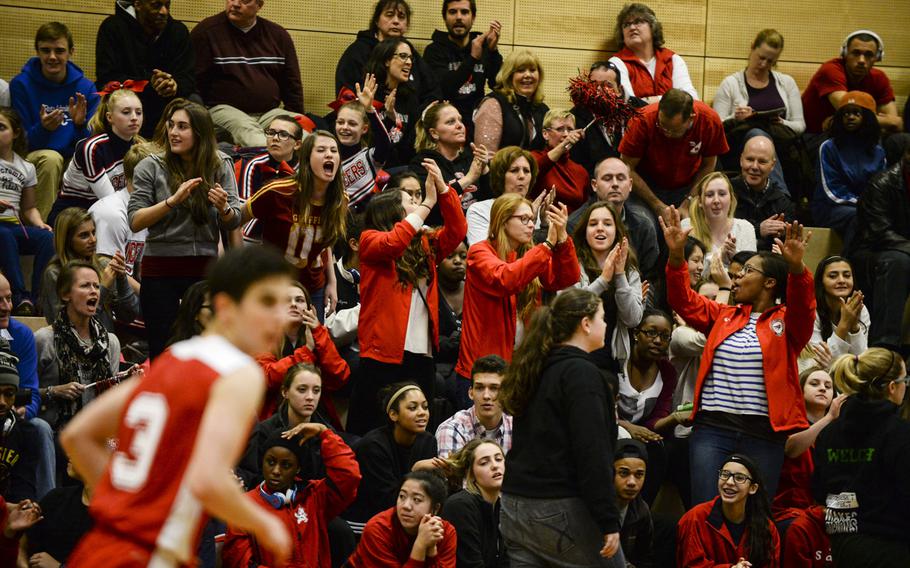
left=658, top=206, right=692, bottom=263
left=837, top=291, right=864, bottom=335
left=208, top=182, right=230, bottom=215
left=463, top=142, right=491, bottom=187
left=721, top=232, right=737, bottom=265
left=774, top=221, right=810, bottom=272
left=384, top=88, right=397, bottom=119
left=544, top=202, right=569, bottom=245
left=356, top=73, right=378, bottom=109
left=167, top=177, right=203, bottom=207
left=421, top=158, right=444, bottom=207
left=68, top=93, right=88, bottom=127
left=709, top=253, right=732, bottom=288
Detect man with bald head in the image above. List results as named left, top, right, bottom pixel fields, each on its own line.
left=730, top=136, right=796, bottom=250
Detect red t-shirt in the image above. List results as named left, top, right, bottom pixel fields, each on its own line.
left=618, top=100, right=728, bottom=191
left=247, top=177, right=330, bottom=291
left=531, top=150, right=591, bottom=213
left=801, top=58, right=895, bottom=133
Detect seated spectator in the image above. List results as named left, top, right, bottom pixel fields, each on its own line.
left=436, top=241, right=467, bottom=384
left=850, top=142, right=910, bottom=351
left=89, top=142, right=156, bottom=284
left=0, top=340, right=40, bottom=502
left=682, top=172, right=758, bottom=276
left=436, top=354, right=512, bottom=459
left=41, top=208, right=139, bottom=330
left=619, top=89, right=728, bottom=217
left=801, top=30, right=901, bottom=137
left=165, top=280, right=210, bottom=346
left=473, top=48, right=549, bottom=153
left=811, top=92, right=885, bottom=248
left=441, top=439, right=507, bottom=568
left=713, top=29, right=807, bottom=196
left=466, top=146, right=537, bottom=246
left=423, top=0, right=503, bottom=132
left=530, top=110, right=589, bottom=213
left=35, top=261, right=122, bottom=433
left=613, top=439, right=654, bottom=568
left=223, top=424, right=361, bottom=568
left=24, top=460, right=93, bottom=568
left=781, top=505, right=832, bottom=568
left=0, top=494, right=42, bottom=565
left=343, top=383, right=438, bottom=535
left=609, top=3, right=698, bottom=103
left=682, top=235, right=706, bottom=288
left=813, top=348, right=910, bottom=567
left=730, top=136, right=796, bottom=251
left=96, top=0, right=196, bottom=139
left=571, top=201, right=644, bottom=363
left=456, top=194, right=579, bottom=406
left=0, top=107, right=54, bottom=316
left=677, top=453, right=780, bottom=568
left=10, top=23, right=100, bottom=220
left=191, top=0, right=304, bottom=147
left=346, top=471, right=456, bottom=566
left=335, top=0, right=439, bottom=109
left=0, top=79, right=8, bottom=107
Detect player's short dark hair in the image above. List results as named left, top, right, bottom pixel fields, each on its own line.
left=207, top=246, right=294, bottom=303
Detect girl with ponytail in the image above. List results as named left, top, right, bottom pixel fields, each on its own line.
left=813, top=348, right=910, bottom=567
left=499, top=288, right=625, bottom=567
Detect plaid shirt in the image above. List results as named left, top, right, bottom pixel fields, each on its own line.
left=434, top=407, right=513, bottom=458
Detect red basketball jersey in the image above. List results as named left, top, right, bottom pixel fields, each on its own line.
left=77, top=335, right=261, bottom=565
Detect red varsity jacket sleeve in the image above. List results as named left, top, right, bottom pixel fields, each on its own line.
left=468, top=242, right=554, bottom=297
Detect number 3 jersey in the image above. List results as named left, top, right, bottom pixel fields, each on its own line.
left=246, top=177, right=330, bottom=291
left=86, top=335, right=261, bottom=563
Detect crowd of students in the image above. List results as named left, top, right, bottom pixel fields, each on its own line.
left=0, top=0, right=909, bottom=566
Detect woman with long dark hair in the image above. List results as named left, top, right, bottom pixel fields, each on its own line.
left=499, top=288, right=623, bottom=566
left=365, top=37, right=422, bottom=167
left=677, top=453, right=780, bottom=568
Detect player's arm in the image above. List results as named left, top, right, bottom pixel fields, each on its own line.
left=184, top=365, right=291, bottom=562
left=60, top=379, right=140, bottom=489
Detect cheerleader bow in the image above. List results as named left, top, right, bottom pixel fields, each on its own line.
left=96, top=80, right=149, bottom=96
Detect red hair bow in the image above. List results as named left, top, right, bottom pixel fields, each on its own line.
left=96, top=80, right=149, bottom=96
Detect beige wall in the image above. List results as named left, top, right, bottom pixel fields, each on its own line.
left=1, top=0, right=907, bottom=116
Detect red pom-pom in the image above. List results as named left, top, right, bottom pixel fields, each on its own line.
left=567, top=71, right=639, bottom=132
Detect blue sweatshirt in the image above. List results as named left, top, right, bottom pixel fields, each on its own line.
left=9, top=58, right=100, bottom=159
left=2, top=319, right=40, bottom=419
left=814, top=137, right=885, bottom=206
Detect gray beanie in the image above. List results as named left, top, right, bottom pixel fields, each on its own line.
left=0, top=338, right=20, bottom=389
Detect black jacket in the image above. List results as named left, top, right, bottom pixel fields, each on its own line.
left=410, top=147, right=492, bottom=224
left=484, top=91, right=548, bottom=151
left=423, top=30, right=503, bottom=131
left=620, top=495, right=655, bottom=568
left=502, top=346, right=621, bottom=534
left=0, top=413, right=37, bottom=502
left=95, top=1, right=195, bottom=138
left=813, top=396, right=910, bottom=543
left=442, top=490, right=508, bottom=568
left=854, top=163, right=910, bottom=256
left=730, top=175, right=797, bottom=251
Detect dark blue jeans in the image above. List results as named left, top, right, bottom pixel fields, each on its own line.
left=0, top=222, right=54, bottom=304
left=689, top=423, right=786, bottom=505
left=140, top=274, right=203, bottom=360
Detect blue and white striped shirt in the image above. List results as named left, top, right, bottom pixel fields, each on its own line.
left=701, top=313, right=768, bottom=416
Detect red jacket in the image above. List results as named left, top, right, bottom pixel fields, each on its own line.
left=358, top=188, right=467, bottom=364
left=455, top=238, right=580, bottom=378
left=781, top=506, right=833, bottom=568
left=346, top=507, right=457, bottom=568
left=677, top=497, right=780, bottom=568
left=0, top=496, right=20, bottom=566
left=666, top=261, right=815, bottom=433
left=222, top=430, right=361, bottom=568
left=530, top=150, right=590, bottom=214
left=256, top=325, right=351, bottom=426
left=773, top=449, right=815, bottom=514
left=613, top=46, right=676, bottom=99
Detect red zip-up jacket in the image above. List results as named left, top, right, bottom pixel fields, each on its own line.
left=455, top=238, right=580, bottom=378
left=666, top=261, right=815, bottom=433
left=222, top=430, right=361, bottom=568
left=347, top=507, right=457, bottom=568
left=781, top=506, right=832, bottom=568
left=256, top=325, right=350, bottom=427
left=677, top=497, right=780, bottom=568
left=358, top=188, right=467, bottom=364
left=613, top=46, right=676, bottom=99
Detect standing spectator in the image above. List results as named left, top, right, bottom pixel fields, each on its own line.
left=191, top=0, right=304, bottom=147
left=619, top=89, right=728, bottom=217
left=0, top=107, right=54, bottom=316
left=813, top=348, right=910, bottom=567
left=662, top=207, right=815, bottom=504
left=609, top=3, right=698, bottom=103
left=499, top=288, right=624, bottom=567
left=730, top=136, right=796, bottom=251
left=850, top=143, right=910, bottom=351
left=613, top=440, right=654, bottom=568
left=10, top=22, right=100, bottom=218
left=423, top=0, right=503, bottom=133
left=95, top=0, right=196, bottom=138
left=128, top=98, right=241, bottom=359
left=530, top=110, right=589, bottom=213
left=435, top=355, right=512, bottom=459
left=473, top=49, right=549, bottom=153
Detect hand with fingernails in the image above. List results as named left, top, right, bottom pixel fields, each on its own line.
left=208, top=183, right=230, bottom=215
left=356, top=73, right=378, bottom=110
left=759, top=213, right=787, bottom=238
left=167, top=177, right=204, bottom=208
left=68, top=93, right=88, bottom=127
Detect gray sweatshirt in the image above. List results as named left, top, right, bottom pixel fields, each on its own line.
left=128, top=151, right=241, bottom=257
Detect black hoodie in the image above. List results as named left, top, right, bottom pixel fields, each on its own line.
left=423, top=30, right=503, bottom=130
left=502, top=345, right=621, bottom=534
left=813, top=396, right=910, bottom=543
left=409, top=146, right=491, bottom=224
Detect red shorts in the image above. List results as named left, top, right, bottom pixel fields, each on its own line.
left=67, top=529, right=193, bottom=567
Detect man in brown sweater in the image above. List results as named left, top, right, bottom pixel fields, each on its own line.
left=191, top=0, right=304, bottom=147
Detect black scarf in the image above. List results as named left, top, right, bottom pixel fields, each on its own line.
left=52, top=308, right=111, bottom=422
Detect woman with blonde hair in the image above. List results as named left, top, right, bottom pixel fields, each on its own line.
left=681, top=172, right=757, bottom=276
left=473, top=48, right=549, bottom=152
left=814, top=348, right=910, bottom=567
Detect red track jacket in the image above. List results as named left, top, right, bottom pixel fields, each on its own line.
left=677, top=497, right=781, bottom=568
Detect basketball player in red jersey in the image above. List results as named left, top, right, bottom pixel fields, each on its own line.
left=61, top=246, right=295, bottom=567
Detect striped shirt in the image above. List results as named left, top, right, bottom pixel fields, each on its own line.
left=59, top=132, right=132, bottom=202
left=701, top=313, right=768, bottom=416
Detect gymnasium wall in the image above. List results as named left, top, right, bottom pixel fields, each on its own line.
left=1, top=0, right=908, bottom=117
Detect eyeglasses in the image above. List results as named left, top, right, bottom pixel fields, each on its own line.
left=393, top=52, right=413, bottom=62
left=738, top=264, right=766, bottom=278
left=509, top=214, right=535, bottom=226
left=718, top=469, right=753, bottom=485
left=264, top=128, right=297, bottom=141
left=893, top=375, right=910, bottom=385
left=638, top=328, right=671, bottom=342
left=622, top=18, right=649, bottom=29
left=657, top=118, right=693, bottom=138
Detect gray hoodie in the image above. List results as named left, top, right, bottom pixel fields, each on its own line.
left=128, top=151, right=241, bottom=257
